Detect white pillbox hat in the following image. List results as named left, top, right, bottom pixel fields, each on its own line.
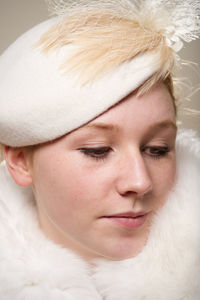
left=0, top=1, right=199, bottom=147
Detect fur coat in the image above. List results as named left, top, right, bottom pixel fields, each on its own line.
left=0, top=130, right=200, bottom=300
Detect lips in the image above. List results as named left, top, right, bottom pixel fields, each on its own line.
left=106, top=211, right=146, bottom=218
left=102, top=211, right=148, bottom=229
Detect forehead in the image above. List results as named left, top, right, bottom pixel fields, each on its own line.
left=43, top=83, right=176, bottom=149
left=85, top=82, right=176, bottom=132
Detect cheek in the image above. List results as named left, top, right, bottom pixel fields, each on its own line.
left=148, top=156, right=176, bottom=205
left=32, top=151, right=106, bottom=225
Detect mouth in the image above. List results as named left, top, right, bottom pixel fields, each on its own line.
left=101, top=211, right=149, bottom=229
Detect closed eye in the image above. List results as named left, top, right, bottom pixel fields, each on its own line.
left=143, top=146, right=170, bottom=159
left=78, top=147, right=112, bottom=161
left=78, top=145, right=170, bottom=162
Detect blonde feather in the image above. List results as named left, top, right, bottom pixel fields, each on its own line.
left=37, top=11, right=174, bottom=87
left=37, top=0, right=199, bottom=94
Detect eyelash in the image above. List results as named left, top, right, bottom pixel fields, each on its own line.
left=143, top=146, right=170, bottom=160
left=78, top=146, right=170, bottom=161
left=78, top=147, right=111, bottom=161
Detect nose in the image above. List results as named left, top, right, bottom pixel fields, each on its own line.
left=116, top=149, right=152, bottom=197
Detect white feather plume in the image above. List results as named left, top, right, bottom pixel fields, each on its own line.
left=45, top=0, right=200, bottom=53
left=143, top=0, right=200, bottom=51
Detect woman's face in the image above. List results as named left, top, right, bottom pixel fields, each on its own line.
left=29, top=83, right=177, bottom=261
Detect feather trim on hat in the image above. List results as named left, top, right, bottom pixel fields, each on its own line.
left=37, top=0, right=200, bottom=89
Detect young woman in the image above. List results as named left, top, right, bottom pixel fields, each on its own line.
left=0, top=1, right=199, bottom=299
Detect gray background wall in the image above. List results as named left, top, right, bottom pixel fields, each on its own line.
left=0, top=0, right=199, bottom=135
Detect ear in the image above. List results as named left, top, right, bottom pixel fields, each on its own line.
left=4, top=146, right=33, bottom=187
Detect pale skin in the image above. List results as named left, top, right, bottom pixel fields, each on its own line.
left=5, top=82, right=177, bottom=262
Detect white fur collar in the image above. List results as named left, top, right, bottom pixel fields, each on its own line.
left=0, top=130, right=200, bottom=300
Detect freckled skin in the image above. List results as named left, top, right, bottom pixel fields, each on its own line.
left=30, top=83, right=177, bottom=261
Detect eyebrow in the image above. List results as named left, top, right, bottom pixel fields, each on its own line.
left=84, top=122, right=120, bottom=132
left=84, top=120, right=177, bottom=133
left=146, top=120, right=177, bottom=133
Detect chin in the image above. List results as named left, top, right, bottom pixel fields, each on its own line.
left=95, top=244, right=144, bottom=261
left=98, top=251, right=139, bottom=261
